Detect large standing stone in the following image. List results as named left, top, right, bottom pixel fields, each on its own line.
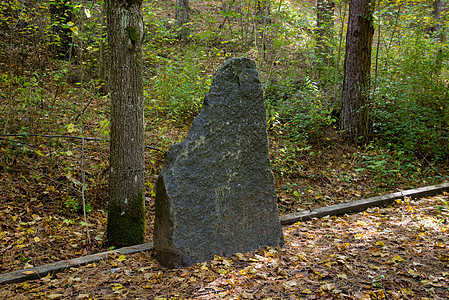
left=153, top=57, right=284, bottom=268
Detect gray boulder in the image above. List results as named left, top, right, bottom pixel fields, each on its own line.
left=153, top=57, right=284, bottom=268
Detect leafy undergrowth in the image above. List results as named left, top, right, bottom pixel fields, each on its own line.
left=1, top=114, right=448, bottom=277
left=1, top=194, right=448, bottom=299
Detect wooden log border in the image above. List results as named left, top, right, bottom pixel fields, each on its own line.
left=280, top=181, right=449, bottom=225
left=1, top=182, right=448, bottom=285
left=0, top=243, right=153, bottom=285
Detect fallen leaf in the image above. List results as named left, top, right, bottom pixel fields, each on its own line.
left=116, top=255, right=126, bottom=262
left=111, top=283, right=124, bottom=291
left=392, top=255, right=405, bottom=263
left=67, top=123, right=76, bottom=133
left=301, top=288, right=312, bottom=294
left=283, top=280, right=297, bottom=289
left=334, top=242, right=349, bottom=251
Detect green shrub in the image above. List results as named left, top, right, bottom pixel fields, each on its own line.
left=372, top=36, right=449, bottom=162
left=145, top=51, right=213, bottom=123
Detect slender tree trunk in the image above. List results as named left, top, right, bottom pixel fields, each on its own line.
left=315, top=0, right=335, bottom=64
left=176, top=0, right=189, bottom=42
left=340, top=0, right=375, bottom=142
left=430, top=0, right=445, bottom=37
left=106, top=0, right=145, bottom=247
left=99, top=0, right=107, bottom=94
left=430, top=0, right=446, bottom=73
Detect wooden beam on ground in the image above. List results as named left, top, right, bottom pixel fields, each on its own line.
left=0, top=242, right=153, bottom=285
left=280, top=182, right=449, bottom=225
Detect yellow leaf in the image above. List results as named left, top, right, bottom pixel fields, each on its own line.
left=70, top=26, right=79, bottom=35
left=116, top=255, right=126, bottom=262
left=392, top=255, right=405, bottom=262
left=401, top=288, right=414, bottom=296
left=355, top=233, right=364, bottom=239
left=337, top=273, right=347, bottom=279
left=239, top=269, right=248, bottom=276
left=67, top=123, right=76, bottom=133
left=35, top=150, right=45, bottom=157
left=334, top=243, right=349, bottom=251
left=374, top=241, right=385, bottom=246
left=111, top=283, right=124, bottom=291
left=34, top=236, right=41, bottom=243
left=201, top=265, right=209, bottom=271
left=355, top=221, right=368, bottom=226
left=301, top=289, right=312, bottom=294
left=370, top=265, right=380, bottom=271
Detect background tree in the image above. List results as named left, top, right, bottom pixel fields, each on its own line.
left=430, top=0, right=446, bottom=72
left=176, top=0, right=189, bottom=42
left=106, top=0, right=146, bottom=247
left=340, top=0, right=375, bottom=142
left=315, top=0, right=335, bottom=65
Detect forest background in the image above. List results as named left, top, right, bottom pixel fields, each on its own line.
left=0, top=0, right=448, bottom=294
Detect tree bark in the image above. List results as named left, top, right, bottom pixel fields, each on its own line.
left=430, top=0, right=446, bottom=73
left=99, top=0, right=107, bottom=94
left=340, top=0, right=375, bottom=142
left=176, top=0, right=189, bottom=42
left=430, top=0, right=445, bottom=39
left=315, top=0, right=335, bottom=64
left=106, top=0, right=145, bottom=247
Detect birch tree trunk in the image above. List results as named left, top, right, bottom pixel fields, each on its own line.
left=106, top=0, right=145, bottom=247
left=340, top=0, right=375, bottom=142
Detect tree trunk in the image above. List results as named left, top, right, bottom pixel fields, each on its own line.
left=315, top=0, right=335, bottom=64
left=176, top=0, right=189, bottom=42
left=430, top=0, right=445, bottom=39
left=99, top=0, right=107, bottom=95
left=430, top=0, right=446, bottom=73
left=340, top=0, right=375, bottom=142
left=106, top=0, right=145, bottom=247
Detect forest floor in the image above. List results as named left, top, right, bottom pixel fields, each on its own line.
left=0, top=193, right=448, bottom=299
left=1, top=1, right=449, bottom=297
left=1, top=74, right=449, bottom=299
